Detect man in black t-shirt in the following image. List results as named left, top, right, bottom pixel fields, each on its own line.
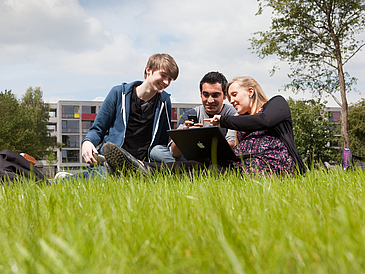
left=122, top=87, right=159, bottom=160
left=81, top=53, right=179, bottom=165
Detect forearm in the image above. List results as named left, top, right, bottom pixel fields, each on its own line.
left=220, top=96, right=291, bottom=131
left=170, top=142, right=183, bottom=158
left=220, top=115, right=267, bottom=131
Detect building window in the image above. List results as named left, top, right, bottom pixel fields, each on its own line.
left=49, top=109, right=57, bottom=118
left=62, top=135, right=80, bottom=148
left=172, top=122, right=177, bottom=129
left=82, top=106, right=97, bottom=114
left=171, top=108, right=177, bottom=120
left=330, top=111, right=341, bottom=122
left=62, top=150, right=80, bottom=163
left=62, top=120, right=79, bottom=133
left=82, top=121, right=94, bottom=133
left=47, top=124, right=56, bottom=132
left=62, top=105, right=79, bottom=118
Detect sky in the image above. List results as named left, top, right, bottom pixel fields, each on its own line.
left=1, top=0, right=364, bottom=107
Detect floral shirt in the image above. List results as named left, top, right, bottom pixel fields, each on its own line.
left=232, top=127, right=296, bottom=176
left=220, top=95, right=305, bottom=175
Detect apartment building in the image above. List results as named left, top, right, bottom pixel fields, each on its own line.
left=41, top=100, right=199, bottom=175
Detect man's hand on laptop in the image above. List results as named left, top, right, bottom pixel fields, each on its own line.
left=183, top=120, right=203, bottom=129
left=204, top=115, right=221, bottom=128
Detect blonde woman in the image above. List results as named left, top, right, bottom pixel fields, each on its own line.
left=208, top=76, right=305, bottom=175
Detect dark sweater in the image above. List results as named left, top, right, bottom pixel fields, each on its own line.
left=220, top=95, right=306, bottom=174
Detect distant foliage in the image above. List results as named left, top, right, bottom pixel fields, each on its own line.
left=288, top=98, right=337, bottom=166
left=0, top=87, right=56, bottom=158
left=348, top=99, right=365, bottom=157
left=251, top=0, right=365, bottom=149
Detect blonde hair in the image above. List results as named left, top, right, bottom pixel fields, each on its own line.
left=144, top=53, right=179, bottom=80
left=227, top=76, right=268, bottom=114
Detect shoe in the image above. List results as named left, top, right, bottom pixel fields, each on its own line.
left=103, top=143, right=148, bottom=174
left=92, top=153, right=116, bottom=174
left=55, top=171, right=73, bottom=180
left=20, top=153, right=37, bottom=165
left=103, top=161, right=116, bottom=174
left=93, top=153, right=106, bottom=165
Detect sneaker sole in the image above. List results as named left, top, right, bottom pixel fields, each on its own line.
left=103, top=143, right=146, bottom=173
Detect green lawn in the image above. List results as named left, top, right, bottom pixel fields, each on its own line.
left=1, top=168, right=365, bottom=273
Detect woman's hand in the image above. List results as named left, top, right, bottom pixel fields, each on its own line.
left=204, top=115, right=221, bottom=128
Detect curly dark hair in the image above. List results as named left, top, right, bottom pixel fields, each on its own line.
left=199, top=71, right=228, bottom=95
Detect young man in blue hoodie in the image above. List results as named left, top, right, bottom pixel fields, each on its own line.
left=81, top=53, right=179, bottom=168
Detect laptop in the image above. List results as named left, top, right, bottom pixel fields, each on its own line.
left=167, top=126, right=240, bottom=163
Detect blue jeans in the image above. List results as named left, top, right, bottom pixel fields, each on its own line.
left=81, top=165, right=108, bottom=179
left=65, top=165, right=108, bottom=181
left=150, top=145, right=186, bottom=163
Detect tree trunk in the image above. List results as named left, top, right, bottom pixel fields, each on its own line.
left=338, top=62, right=350, bottom=149
left=328, top=9, right=351, bottom=149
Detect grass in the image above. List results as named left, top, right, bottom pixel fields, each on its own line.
left=1, top=167, right=365, bottom=273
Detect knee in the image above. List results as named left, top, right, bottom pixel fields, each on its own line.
left=150, top=145, right=175, bottom=163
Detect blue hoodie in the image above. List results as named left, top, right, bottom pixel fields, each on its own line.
left=82, top=81, right=172, bottom=161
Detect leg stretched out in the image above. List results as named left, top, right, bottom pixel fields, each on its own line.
left=103, top=143, right=206, bottom=175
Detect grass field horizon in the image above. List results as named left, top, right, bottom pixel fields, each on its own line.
left=1, top=167, right=365, bottom=273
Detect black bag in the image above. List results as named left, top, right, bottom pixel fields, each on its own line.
left=0, top=150, right=45, bottom=184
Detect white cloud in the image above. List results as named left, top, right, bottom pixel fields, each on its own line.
left=0, top=0, right=364, bottom=106
left=55, top=35, right=142, bottom=76
left=0, top=0, right=111, bottom=57
left=93, top=96, right=104, bottom=101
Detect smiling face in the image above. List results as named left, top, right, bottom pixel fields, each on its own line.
left=227, top=81, right=254, bottom=115
left=145, top=67, right=173, bottom=93
left=201, top=82, right=226, bottom=115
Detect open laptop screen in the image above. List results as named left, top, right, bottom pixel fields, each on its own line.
left=167, top=127, right=239, bottom=163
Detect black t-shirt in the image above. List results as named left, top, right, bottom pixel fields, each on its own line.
left=122, top=88, right=159, bottom=160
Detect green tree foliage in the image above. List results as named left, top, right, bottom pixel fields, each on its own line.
left=0, top=88, right=56, bottom=158
left=250, top=0, right=365, bottom=150
left=0, top=90, right=28, bottom=152
left=348, top=98, right=365, bottom=157
left=288, top=98, right=336, bottom=166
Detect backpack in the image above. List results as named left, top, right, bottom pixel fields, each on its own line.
left=0, top=150, right=45, bottom=184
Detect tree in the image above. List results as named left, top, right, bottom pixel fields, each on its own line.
left=0, top=88, right=56, bottom=158
left=347, top=98, right=365, bottom=157
left=0, top=90, right=28, bottom=152
left=288, top=98, right=336, bottom=166
left=19, top=87, right=56, bottom=158
left=45, top=151, right=58, bottom=178
left=250, top=0, right=365, bottom=150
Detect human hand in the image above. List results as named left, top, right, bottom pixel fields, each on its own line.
left=82, top=141, right=98, bottom=164
left=204, top=115, right=221, bottom=128
left=183, top=120, right=203, bottom=129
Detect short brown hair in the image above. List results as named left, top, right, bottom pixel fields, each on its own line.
left=227, top=76, right=268, bottom=114
left=144, top=53, right=179, bottom=80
